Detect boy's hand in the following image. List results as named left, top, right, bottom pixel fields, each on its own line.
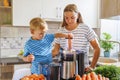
left=27, top=54, right=35, bottom=62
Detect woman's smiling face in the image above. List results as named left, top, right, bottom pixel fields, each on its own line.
left=64, top=11, right=78, bottom=26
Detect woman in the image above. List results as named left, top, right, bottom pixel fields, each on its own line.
left=52, top=4, right=100, bottom=72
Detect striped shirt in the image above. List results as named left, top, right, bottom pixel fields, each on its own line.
left=24, top=34, right=54, bottom=74
left=24, top=34, right=54, bottom=62
left=55, top=23, right=97, bottom=67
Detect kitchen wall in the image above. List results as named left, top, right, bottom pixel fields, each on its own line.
left=0, top=22, right=100, bottom=58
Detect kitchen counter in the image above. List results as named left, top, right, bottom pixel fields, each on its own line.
left=0, top=57, right=30, bottom=65
left=0, top=56, right=59, bottom=65
left=0, top=57, right=30, bottom=80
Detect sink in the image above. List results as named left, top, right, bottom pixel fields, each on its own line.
left=89, top=57, right=118, bottom=65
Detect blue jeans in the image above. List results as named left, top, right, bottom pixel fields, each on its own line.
left=39, top=64, right=50, bottom=80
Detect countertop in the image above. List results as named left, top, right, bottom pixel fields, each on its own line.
left=0, top=57, right=30, bottom=65
left=1, top=56, right=120, bottom=67
left=0, top=56, right=59, bottom=66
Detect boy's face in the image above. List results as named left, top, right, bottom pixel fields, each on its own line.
left=31, top=29, right=46, bottom=40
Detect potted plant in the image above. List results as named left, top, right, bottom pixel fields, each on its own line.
left=100, top=32, right=114, bottom=57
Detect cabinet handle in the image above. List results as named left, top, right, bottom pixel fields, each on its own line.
left=59, top=8, right=62, bottom=18
left=56, top=7, right=59, bottom=18
left=40, top=14, right=41, bottom=17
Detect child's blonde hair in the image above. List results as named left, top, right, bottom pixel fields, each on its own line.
left=62, top=4, right=83, bottom=27
left=29, top=17, right=48, bottom=31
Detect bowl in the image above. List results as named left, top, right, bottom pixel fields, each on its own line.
left=89, top=57, right=118, bottom=65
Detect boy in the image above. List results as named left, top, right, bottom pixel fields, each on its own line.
left=22, top=17, right=72, bottom=75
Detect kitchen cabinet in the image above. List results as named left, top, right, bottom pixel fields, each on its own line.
left=41, top=0, right=80, bottom=22
left=41, top=0, right=62, bottom=21
left=13, top=0, right=42, bottom=26
left=12, top=0, right=81, bottom=26
left=13, top=0, right=63, bottom=26
left=0, top=0, right=12, bottom=25
left=41, top=0, right=82, bottom=20
left=100, top=0, right=120, bottom=19
left=13, top=0, right=72, bottom=26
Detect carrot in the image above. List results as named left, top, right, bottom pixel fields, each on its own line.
left=105, top=78, right=109, bottom=80
left=29, top=74, right=38, bottom=79
left=29, top=77, right=34, bottom=80
left=82, top=74, right=87, bottom=80
left=97, top=74, right=102, bottom=80
left=21, top=76, right=29, bottom=80
left=90, top=72, right=98, bottom=80
left=38, top=74, right=45, bottom=79
left=102, top=77, right=106, bottom=80
left=86, top=73, right=91, bottom=80
left=75, top=75, right=82, bottom=80
left=34, top=77, right=39, bottom=80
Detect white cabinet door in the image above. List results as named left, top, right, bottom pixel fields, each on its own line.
left=13, top=0, right=42, bottom=26
left=41, top=0, right=62, bottom=21
left=41, top=0, right=81, bottom=22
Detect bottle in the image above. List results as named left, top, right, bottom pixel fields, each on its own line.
left=3, top=0, right=9, bottom=7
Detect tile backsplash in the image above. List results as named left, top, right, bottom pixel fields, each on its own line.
left=1, top=37, right=28, bottom=49
left=0, top=37, right=29, bottom=58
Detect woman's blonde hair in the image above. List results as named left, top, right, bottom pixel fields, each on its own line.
left=62, top=4, right=83, bottom=27
left=29, top=17, right=48, bottom=31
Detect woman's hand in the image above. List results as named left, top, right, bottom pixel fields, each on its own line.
left=67, top=33, right=73, bottom=39
left=85, top=66, right=93, bottom=73
left=27, top=54, right=35, bottom=62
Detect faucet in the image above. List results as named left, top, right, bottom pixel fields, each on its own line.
left=108, top=40, right=120, bottom=61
